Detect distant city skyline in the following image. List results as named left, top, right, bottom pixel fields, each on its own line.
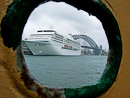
left=22, top=1, right=109, bottom=51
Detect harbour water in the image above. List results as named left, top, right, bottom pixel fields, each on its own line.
left=24, top=55, right=107, bottom=88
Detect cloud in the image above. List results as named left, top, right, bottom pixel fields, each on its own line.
left=22, top=1, right=109, bottom=50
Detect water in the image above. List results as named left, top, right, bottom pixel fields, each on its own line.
left=24, top=55, right=107, bottom=88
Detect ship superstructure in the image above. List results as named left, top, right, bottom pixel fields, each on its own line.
left=23, top=30, right=81, bottom=55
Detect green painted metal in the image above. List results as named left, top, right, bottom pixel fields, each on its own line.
left=0, top=0, right=122, bottom=98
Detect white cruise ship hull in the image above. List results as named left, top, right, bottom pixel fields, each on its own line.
left=24, top=41, right=81, bottom=56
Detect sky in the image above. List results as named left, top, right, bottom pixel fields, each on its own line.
left=22, top=1, right=109, bottom=51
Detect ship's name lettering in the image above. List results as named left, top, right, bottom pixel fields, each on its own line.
left=38, top=43, right=49, bottom=46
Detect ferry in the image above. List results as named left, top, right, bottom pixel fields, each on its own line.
left=23, top=30, right=81, bottom=56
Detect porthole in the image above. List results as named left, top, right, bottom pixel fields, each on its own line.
left=1, top=0, right=122, bottom=98
left=22, top=1, right=108, bottom=88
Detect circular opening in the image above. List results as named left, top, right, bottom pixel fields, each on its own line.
left=22, top=1, right=109, bottom=88
left=1, top=0, right=122, bottom=97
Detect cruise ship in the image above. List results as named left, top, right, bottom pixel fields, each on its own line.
left=23, top=30, right=81, bottom=56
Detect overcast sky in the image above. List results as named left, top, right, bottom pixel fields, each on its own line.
left=22, top=1, right=109, bottom=50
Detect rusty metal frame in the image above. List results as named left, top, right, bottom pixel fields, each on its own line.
left=1, top=0, right=122, bottom=97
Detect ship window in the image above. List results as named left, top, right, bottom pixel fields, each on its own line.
left=21, top=1, right=109, bottom=88
left=1, top=0, right=122, bottom=98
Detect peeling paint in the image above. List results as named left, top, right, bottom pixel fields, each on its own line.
left=0, top=0, right=122, bottom=98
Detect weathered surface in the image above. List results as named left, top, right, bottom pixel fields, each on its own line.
left=0, top=0, right=130, bottom=98
left=0, top=1, right=41, bottom=97
left=0, top=39, right=39, bottom=98
left=97, top=0, right=130, bottom=98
